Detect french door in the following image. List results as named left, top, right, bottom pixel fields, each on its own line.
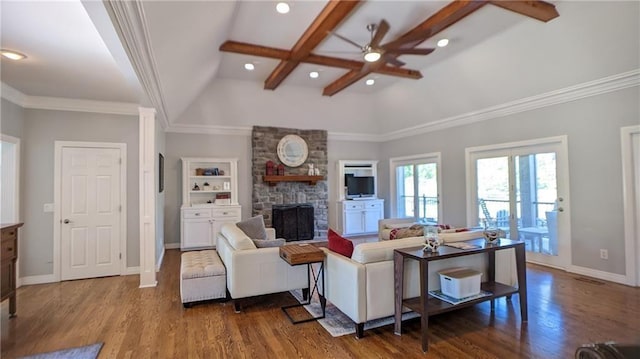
left=390, top=153, right=441, bottom=223
left=467, top=137, right=570, bottom=269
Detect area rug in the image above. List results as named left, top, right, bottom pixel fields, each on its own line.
left=290, top=290, right=419, bottom=337
left=19, top=343, right=103, bottom=359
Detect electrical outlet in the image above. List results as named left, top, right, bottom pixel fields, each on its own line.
left=600, top=249, right=608, bottom=260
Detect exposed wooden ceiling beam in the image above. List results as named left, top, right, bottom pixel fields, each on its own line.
left=323, top=62, right=385, bottom=97
left=489, top=1, right=559, bottom=22
left=219, top=40, right=422, bottom=79
left=263, top=0, right=362, bottom=90
left=323, top=0, right=489, bottom=96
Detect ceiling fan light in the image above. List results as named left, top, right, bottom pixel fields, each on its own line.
left=276, top=2, right=290, bottom=14
left=365, top=79, right=375, bottom=86
left=309, top=71, right=319, bottom=79
left=1, top=49, right=27, bottom=61
left=363, top=50, right=381, bottom=62
left=244, top=63, right=255, bottom=71
left=437, top=38, right=449, bottom=47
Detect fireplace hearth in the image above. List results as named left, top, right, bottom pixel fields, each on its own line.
left=272, top=204, right=314, bottom=241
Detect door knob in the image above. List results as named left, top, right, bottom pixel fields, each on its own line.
left=63, top=219, right=71, bottom=224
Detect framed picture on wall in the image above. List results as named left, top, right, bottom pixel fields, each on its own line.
left=159, top=153, right=164, bottom=193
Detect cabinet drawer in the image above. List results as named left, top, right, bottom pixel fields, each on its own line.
left=182, top=209, right=212, bottom=219
left=211, top=208, right=241, bottom=218
left=344, top=202, right=364, bottom=210
left=365, top=202, right=383, bottom=210
left=1, top=238, right=16, bottom=261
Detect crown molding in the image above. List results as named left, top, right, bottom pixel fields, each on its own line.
left=381, top=69, right=640, bottom=142
left=1, top=82, right=139, bottom=115
left=103, top=0, right=170, bottom=130
left=166, top=123, right=252, bottom=136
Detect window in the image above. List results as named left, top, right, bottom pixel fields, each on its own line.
left=390, top=153, right=441, bottom=223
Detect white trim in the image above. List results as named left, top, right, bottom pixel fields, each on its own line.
left=389, top=153, right=442, bottom=220
left=621, top=125, right=640, bottom=286
left=104, top=1, right=170, bottom=130
left=53, top=141, right=128, bottom=282
left=156, top=245, right=165, bottom=272
left=567, top=265, right=629, bottom=286
left=1, top=134, right=21, bottom=284
left=164, top=242, right=180, bottom=250
left=139, top=107, right=157, bottom=288
left=19, top=274, right=56, bottom=286
left=1, top=82, right=138, bottom=115
left=125, top=266, right=140, bottom=275
left=382, top=69, right=640, bottom=142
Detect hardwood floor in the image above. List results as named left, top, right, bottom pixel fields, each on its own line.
left=1, top=249, right=638, bottom=358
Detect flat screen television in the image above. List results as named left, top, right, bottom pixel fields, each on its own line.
left=345, top=175, right=375, bottom=199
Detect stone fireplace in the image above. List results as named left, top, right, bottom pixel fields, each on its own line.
left=252, top=126, right=328, bottom=238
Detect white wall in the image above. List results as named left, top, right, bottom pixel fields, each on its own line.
left=21, top=108, right=139, bottom=276
left=378, top=86, right=640, bottom=276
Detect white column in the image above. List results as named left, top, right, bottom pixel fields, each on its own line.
left=139, top=107, right=157, bottom=288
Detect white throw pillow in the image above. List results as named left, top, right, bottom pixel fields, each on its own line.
left=384, top=222, right=415, bottom=229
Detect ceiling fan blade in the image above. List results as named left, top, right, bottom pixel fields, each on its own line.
left=329, top=31, right=364, bottom=50
left=370, top=19, right=390, bottom=48
left=386, top=47, right=435, bottom=55
left=384, top=54, right=406, bottom=67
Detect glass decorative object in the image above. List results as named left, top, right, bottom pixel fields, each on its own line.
left=423, top=225, right=441, bottom=252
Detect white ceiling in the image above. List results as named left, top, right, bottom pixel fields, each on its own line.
left=1, top=1, right=638, bottom=135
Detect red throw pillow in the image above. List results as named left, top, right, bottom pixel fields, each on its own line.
left=328, top=229, right=354, bottom=258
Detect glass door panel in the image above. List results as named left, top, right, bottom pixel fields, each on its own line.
left=515, top=153, right=558, bottom=256
left=395, top=165, right=414, bottom=218
left=476, top=156, right=511, bottom=237
left=416, top=163, right=438, bottom=223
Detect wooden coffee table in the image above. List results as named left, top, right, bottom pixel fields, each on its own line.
left=279, top=244, right=326, bottom=324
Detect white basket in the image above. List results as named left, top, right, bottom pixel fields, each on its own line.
left=438, top=267, right=482, bottom=299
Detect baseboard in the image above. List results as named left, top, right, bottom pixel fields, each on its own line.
left=567, top=265, right=630, bottom=286
left=20, top=274, right=56, bottom=286
left=125, top=266, right=140, bottom=275
left=165, top=242, right=180, bottom=249
left=139, top=281, right=158, bottom=289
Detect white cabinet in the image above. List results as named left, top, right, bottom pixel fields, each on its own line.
left=180, top=157, right=241, bottom=251
left=338, top=199, right=384, bottom=236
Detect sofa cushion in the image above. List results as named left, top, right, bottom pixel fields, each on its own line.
left=236, top=215, right=268, bottom=240
left=220, top=223, right=257, bottom=250
left=328, top=229, right=354, bottom=258
left=252, top=238, right=286, bottom=248
left=351, top=236, right=425, bottom=264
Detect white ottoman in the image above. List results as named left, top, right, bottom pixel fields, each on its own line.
left=180, top=250, right=227, bottom=307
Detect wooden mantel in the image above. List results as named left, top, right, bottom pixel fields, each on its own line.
left=263, top=175, right=324, bottom=186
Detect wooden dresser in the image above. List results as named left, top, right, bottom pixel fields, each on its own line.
left=1, top=222, right=23, bottom=318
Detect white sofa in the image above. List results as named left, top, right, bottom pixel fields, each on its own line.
left=378, top=218, right=485, bottom=242
left=321, top=235, right=515, bottom=338
left=216, top=223, right=308, bottom=311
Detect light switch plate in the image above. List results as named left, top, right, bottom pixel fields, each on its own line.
left=43, top=203, right=54, bottom=212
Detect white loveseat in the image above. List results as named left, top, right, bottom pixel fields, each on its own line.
left=216, top=223, right=308, bottom=311
left=321, top=236, right=516, bottom=338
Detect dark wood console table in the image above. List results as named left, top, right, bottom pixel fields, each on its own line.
left=1, top=222, right=23, bottom=318
left=393, top=238, right=527, bottom=352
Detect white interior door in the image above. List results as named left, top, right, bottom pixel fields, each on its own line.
left=61, top=146, right=122, bottom=280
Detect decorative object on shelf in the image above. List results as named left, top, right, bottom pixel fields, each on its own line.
left=196, top=168, right=205, bottom=176
left=219, top=170, right=225, bottom=176
left=216, top=193, right=231, bottom=205
left=277, top=164, right=285, bottom=176
left=423, top=225, right=441, bottom=252
left=202, top=182, right=211, bottom=191
left=213, top=185, right=221, bottom=190
left=193, top=183, right=200, bottom=191
left=277, top=134, right=308, bottom=167
left=266, top=160, right=275, bottom=176
left=308, top=163, right=315, bottom=175
left=223, top=182, right=230, bottom=190
left=314, top=167, right=320, bottom=176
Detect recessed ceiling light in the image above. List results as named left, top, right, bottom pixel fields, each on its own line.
left=244, top=63, right=255, bottom=71
left=309, top=71, right=319, bottom=79
left=437, top=38, right=449, bottom=47
left=0, top=49, right=27, bottom=61
left=276, top=2, right=290, bottom=14
left=365, top=79, right=375, bottom=86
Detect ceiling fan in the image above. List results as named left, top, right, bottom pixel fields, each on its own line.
left=328, top=19, right=435, bottom=67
